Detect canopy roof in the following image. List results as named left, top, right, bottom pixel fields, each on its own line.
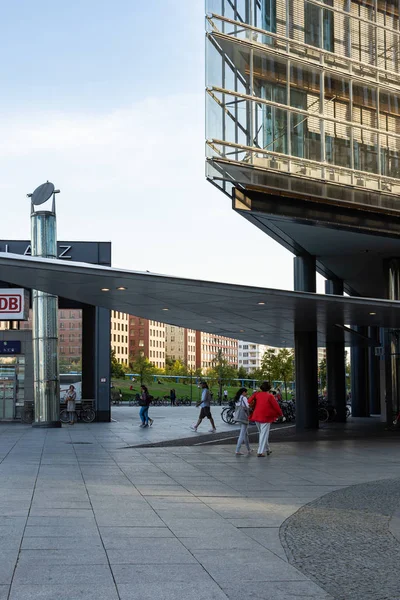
left=0, top=253, right=398, bottom=347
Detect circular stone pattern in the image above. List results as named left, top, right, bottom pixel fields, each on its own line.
left=280, top=479, right=400, bottom=600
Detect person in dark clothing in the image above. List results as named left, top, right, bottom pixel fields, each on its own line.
left=170, top=389, right=176, bottom=406
left=139, top=385, right=153, bottom=428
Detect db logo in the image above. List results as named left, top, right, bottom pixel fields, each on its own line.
left=0, top=295, right=22, bottom=313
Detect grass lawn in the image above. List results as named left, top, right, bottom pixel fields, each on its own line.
left=111, top=378, right=247, bottom=402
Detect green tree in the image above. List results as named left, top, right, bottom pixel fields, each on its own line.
left=165, top=359, right=188, bottom=376
left=111, top=348, right=126, bottom=379
left=209, top=349, right=237, bottom=401
left=261, top=348, right=294, bottom=398
left=130, top=352, right=156, bottom=386
left=318, top=358, right=327, bottom=393
left=261, top=349, right=280, bottom=382
left=237, top=366, right=247, bottom=380
left=277, top=349, right=295, bottom=399
left=247, top=368, right=264, bottom=384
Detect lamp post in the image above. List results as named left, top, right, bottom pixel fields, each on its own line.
left=28, top=182, right=61, bottom=428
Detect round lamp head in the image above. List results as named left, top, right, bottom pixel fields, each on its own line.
left=30, top=182, right=55, bottom=206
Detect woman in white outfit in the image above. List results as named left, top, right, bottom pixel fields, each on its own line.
left=234, top=387, right=252, bottom=455
left=65, top=385, right=77, bottom=425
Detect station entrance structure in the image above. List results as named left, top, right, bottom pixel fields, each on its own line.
left=2, top=252, right=400, bottom=430
left=0, top=241, right=111, bottom=422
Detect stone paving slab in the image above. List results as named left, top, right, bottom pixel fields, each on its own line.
left=2, top=415, right=400, bottom=599
left=117, top=581, right=230, bottom=600
left=280, top=479, right=400, bottom=600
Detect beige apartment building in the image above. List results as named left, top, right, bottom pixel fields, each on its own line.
left=196, top=332, right=238, bottom=372
left=165, top=325, right=196, bottom=370
left=111, top=310, right=129, bottom=365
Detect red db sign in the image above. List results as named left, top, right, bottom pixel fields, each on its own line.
left=0, top=290, right=28, bottom=320
left=0, top=295, right=21, bottom=313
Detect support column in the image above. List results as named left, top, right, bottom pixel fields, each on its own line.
left=82, top=305, right=111, bottom=422
left=350, top=326, right=369, bottom=417
left=385, top=259, right=400, bottom=423
left=325, top=278, right=347, bottom=421
left=294, top=256, right=319, bottom=430
left=368, top=326, right=381, bottom=415
left=30, top=186, right=61, bottom=428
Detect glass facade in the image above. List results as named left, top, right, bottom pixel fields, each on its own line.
left=206, top=0, right=400, bottom=208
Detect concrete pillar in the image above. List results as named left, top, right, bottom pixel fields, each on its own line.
left=325, top=278, right=346, bottom=421
left=351, top=326, right=369, bottom=417
left=294, top=255, right=318, bottom=430
left=82, top=305, right=111, bottom=422
left=385, top=259, right=400, bottom=422
left=368, top=326, right=381, bottom=415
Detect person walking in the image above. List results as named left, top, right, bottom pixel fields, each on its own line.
left=234, top=387, right=252, bottom=455
left=65, top=385, right=77, bottom=425
left=223, top=389, right=228, bottom=404
left=139, top=385, right=153, bottom=428
left=248, top=381, right=282, bottom=457
left=190, top=382, right=217, bottom=433
left=170, top=389, right=176, bottom=407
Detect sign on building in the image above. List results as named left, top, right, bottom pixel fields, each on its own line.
left=0, top=341, right=21, bottom=355
left=0, top=289, right=29, bottom=320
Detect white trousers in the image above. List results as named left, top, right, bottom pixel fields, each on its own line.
left=256, top=422, right=271, bottom=454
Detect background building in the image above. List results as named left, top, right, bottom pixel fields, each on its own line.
left=196, top=332, right=238, bottom=372
left=18, top=309, right=83, bottom=370
left=238, top=340, right=269, bottom=373
left=111, top=310, right=129, bottom=365
left=129, top=317, right=165, bottom=369
left=165, top=325, right=197, bottom=370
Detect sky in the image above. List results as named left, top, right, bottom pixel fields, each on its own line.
left=0, top=0, right=322, bottom=292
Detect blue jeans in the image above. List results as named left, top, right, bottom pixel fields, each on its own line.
left=236, top=423, right=250, bottom=452
left=139, top=406, right=149, bottom=425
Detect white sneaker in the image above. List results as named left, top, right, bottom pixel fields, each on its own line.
left=208, top=428, right=217, bottom=433
left=190, top=425, right=197, bottom=431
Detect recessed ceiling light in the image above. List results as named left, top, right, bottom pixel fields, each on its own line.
left=117, top=286, right=127, bottom=291
left=240, top=330, right=244, bottom=332
left=207, top=321, right=212, bottom=324
left=162, top=308, right=169, bottom=311
left=257, top=302, right=265, bottom=305
left=101, top=288, right=110, bottom=292
left=369, top=312, right=376, bottom=315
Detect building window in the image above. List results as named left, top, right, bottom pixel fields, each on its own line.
left=304, top=0, right=334, bottom=52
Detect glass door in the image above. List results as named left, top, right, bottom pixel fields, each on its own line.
left=0, top=377, right=16, bottom=420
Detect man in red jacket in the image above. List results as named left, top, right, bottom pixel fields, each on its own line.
left=249, top=381, right=283, bottom=457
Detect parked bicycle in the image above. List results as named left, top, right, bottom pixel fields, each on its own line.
left=20, top=404, right=34, bottom=424
left=60, top=404, right=96, bottom=423
left=277, top=399, right=296, bottom=422
left=221, top=401, right=236, bottom=425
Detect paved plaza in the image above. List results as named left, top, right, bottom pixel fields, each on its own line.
left=0, top=409, right=399, bottom=599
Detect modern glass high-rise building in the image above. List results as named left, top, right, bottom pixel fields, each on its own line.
left=206, top=0, right=400, bottom=210
left=206, top=0, right=400, bottom=428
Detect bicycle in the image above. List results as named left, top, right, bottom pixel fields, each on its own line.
left=318, top=399, right=337, bottom=423
left=60, top=404, right=96, bottom=423
left=221, top=405, right=236, bottom=425
left=21, top=404, right=34, bottom=424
